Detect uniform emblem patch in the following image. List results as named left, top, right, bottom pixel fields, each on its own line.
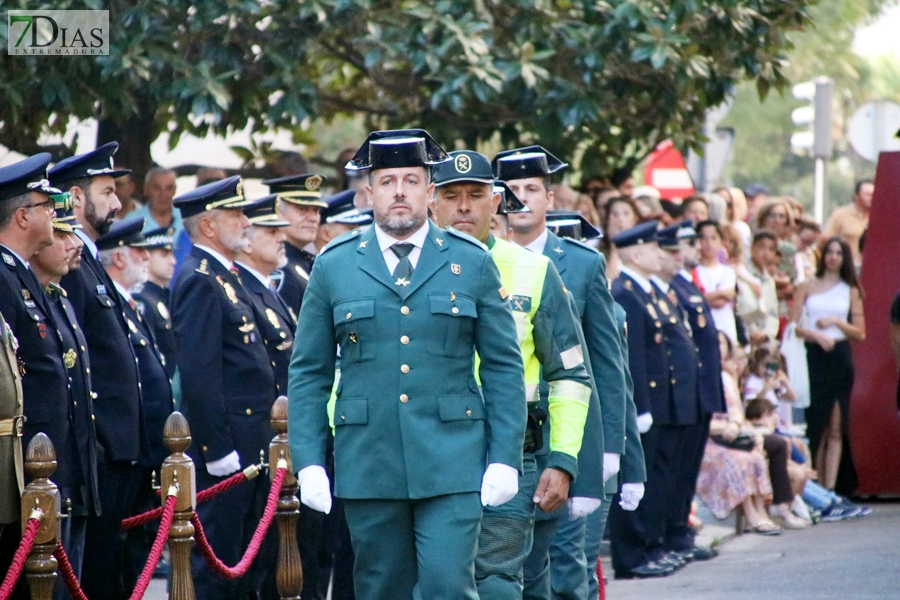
left=451, top=263, right=461, bottom=275
left=454, top=154, right=472, bottom=173
left=510, top=295, right=532, bottom=312
left=498, top=286, right=509, bottom=300
left=265, top=308, right=282, bottom=329
left=64, top=349, right=77, bottom=369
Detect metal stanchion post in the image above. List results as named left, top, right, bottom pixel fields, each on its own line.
left=269, top=396, right=302, bottom=600
left=22, top=433, right=61, bottom=600
left=160, top=412, right=196, bottom=600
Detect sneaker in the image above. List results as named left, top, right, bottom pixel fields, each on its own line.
left=833, top=497, right=872, bottom=518
left=820, top=505, right=863, bottom=522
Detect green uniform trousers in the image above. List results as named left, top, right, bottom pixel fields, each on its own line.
left=344, top=492, right=481, bottom=600
left=475, top=454, right=539, bottom=599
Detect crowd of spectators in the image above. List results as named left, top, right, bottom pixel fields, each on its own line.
left=576, top=174, right=875, bottom=533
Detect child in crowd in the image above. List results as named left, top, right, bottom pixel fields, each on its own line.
left=743, top=345, right=800, bottom=435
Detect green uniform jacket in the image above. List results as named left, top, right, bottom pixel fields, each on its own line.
left=288, top=222, right=526, bottom=500
left=0, top=311, right=23, bottom=525
left=488, top=237, right=592, bottom=480
left=614, top=303, right=647, bottom=485
left=543, top=232, right=626, bottom=455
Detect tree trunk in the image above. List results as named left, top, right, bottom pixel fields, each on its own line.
left=96, top=96, right=157, bottom=187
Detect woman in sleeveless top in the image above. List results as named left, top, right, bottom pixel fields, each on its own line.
left=789, top=237, right=865, bottom=495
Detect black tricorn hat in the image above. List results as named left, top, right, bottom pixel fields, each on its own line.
left=345, top=129, right=449, bottom=172
left=546, top=211, right=601, bottom=241
left=492, top=145, right=568, bottom=181
left=493, top=182, right=528, bottom=215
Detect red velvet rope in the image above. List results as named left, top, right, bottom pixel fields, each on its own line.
left=54, top=542, right=89, bottom=600
left=0, top=517, right=40, bottom=600
left=55, top=494, right=177, bottom=600
left=121, top=468, right=251, bottom=530
left=128, top=493, right=177, bottom=600
left=596, top=559, right=605, bottom=600
left=190, top=467, right=285, bottom=579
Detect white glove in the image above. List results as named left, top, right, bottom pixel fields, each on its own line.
left=297, top=465, right=333, bottom=514
left=206, top=450, right=241, bottom=477
left=567, top=497, right=601, bottom=520
left=602, top=453, right=621, bottom=483
left=480, top=463, right=519, bottom=507
left=619, top=482, right=645, bottom=511
left=636, top=412, right=653, bottom=434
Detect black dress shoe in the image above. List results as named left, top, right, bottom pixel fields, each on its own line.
left=675, top=545, right=718, bottom=562
left=614, top=561, right=675, bottom=579
left=659, top=552, right=686, bottom=570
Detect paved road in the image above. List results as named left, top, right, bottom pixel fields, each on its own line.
left=602, top=501, right=900, bottom=600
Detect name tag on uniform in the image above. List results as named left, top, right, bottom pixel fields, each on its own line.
left=96, top=285, right=107, bottom=295
left=510, top=295, right=532, bottom=312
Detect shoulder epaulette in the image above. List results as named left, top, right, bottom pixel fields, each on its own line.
left=558, top=236, right=600, bottom=254
left=445, top=227, right=489, bottom=251
left=195, top=258, right=210, bottom=275
left=321, top=228, right=361, bottom=255
left=1, top=253, right=17, bottom=269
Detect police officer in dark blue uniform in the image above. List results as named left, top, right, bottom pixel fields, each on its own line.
left=606, top=220, right=679, bottom=579
left=97, top=217, right=177, bottom=587
left=171, top=176, right=278, bottom=600
left=132, top=227, right=178, bottom=379
left=235, top=195, right=295, bottom=395
left=658, top=221, right=724, bottom=561
left=262, top=174, right=328, bottom=318
left=29, top=192, right=103, bottom=593
left=50, top=144, right=148, bottom=600
left=0, top=155, right=89, bottom=598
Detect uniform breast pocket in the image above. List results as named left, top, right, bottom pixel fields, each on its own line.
left=427, top=293, right=477, bottom=358
left=333, top=299, right=376, bottom=363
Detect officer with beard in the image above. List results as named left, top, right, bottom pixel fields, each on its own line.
left=171, top=177, right=278, bottom=600
left=50, top=144, right=148, bottom=600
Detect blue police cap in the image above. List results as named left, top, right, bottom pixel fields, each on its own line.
left=96, top=216, right=146, bottom=251
left=492, top=145, right=567, bottom=181
left=48, top=142, right=131, bottom=187
left=492, top=181, right=527, bottom=215
left=173, top=176, right=252, bottom=219
left=316, top=189, right=370, bottom=226
left=243, top=194, right=290, bottom=227
left=261, top=173, right=328, bottom=208
left=50, top=192, right=81, bottom=233
left=0, top=153, right=61, bottom=201
left=611, top=220, right=659, bottom=248
left=433, top=150, right=494, bottom=187
left=140, top=226, right=175, bottom=250
left=345, top=129, right=449, bottom=173
left=546, top=210, right=601, bottom=241
left=658, top=219, right=695, bottom=249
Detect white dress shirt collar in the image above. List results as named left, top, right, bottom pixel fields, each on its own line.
left=75, top=229, right=98, bottom=260
left=194, top=244, right=234, bottom=271
left=374, top=221, right=430, bottom=271
left=235, top=261, right=272, bottom=289
left=650, top=275, right=670, bottom=293
left=619, top=265, right=653, bottom=294
left=523, top=228, right=549, bottom=254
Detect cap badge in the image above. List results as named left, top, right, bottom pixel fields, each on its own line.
left=235, top=180, right=244, bottom=199
left=454, top=154, right=471, bottom=174
left=305, top=175, right=323, bottom=191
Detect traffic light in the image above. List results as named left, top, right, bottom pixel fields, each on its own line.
left=790, top=77, right=833, bottom=158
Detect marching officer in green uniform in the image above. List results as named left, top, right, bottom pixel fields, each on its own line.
left=430, top=150, right=594, bottom=599
left=288, top=130, right=527, bottom=600
left=498, top=147, right=630, bottom=600
left=263, top=173, right=328, bottom=317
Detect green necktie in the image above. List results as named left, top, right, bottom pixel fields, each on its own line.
left=391, top=243, right=414, bottom=286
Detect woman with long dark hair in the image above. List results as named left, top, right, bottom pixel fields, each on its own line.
left=788, top=237, right=865, bottom=495
left=599, top=196, right=642, bottom=279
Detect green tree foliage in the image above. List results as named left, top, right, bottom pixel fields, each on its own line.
left=1, top=0, right=816, bottom=178
left=722, top=0, right=895, bottom=209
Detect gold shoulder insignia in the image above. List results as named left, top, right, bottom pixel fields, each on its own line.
left=624, top=279, right=633, bottom=291
left=195, top=258, right=210, bottom=275
left=499, top=286, right=509, bottom=300
left=294, top=264, right=310, bottom=281
left=157, top=301, right=170, bottom=320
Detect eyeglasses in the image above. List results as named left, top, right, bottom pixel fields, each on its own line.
left=24, top=199, right=56, bottom=214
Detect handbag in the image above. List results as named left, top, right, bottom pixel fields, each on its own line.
left=711, top=432, right=756, bottom=452
left=780, top=322, right=811, bottom=409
